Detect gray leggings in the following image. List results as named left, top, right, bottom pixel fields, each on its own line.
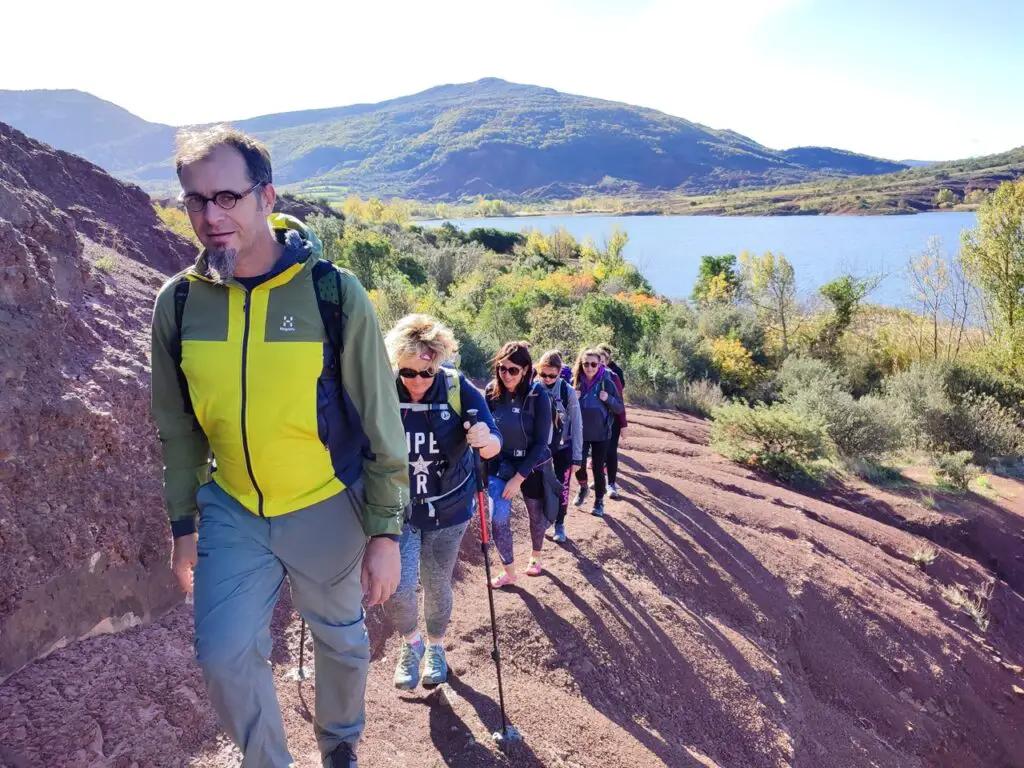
left=387, top=516, right=471, bottom=639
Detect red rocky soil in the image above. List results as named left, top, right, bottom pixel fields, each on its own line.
left=0, top=121, right=194, bottom=684
left=3, top=122, right=1024, bottom=768
left=3, top=409, right=1024, bottom=767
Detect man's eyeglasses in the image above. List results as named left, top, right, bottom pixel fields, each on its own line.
left=498, top=365, right=522, bottom=376
left=398, top=368, right=436, bottom=379
left=180, top=182, right=262, bottom=213
left=582, top=362, right=599, bottom=369
left=538, top=372, right=558, bottom=380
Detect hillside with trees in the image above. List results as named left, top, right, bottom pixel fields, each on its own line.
left=0, top=79, right=906, bottom=200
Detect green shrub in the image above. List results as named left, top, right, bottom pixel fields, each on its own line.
left=697, top=304, right=766, bottom=361
left=711, top=402, right=827, bottom=484
left=779, top=356, right=902, bottom=461
left=466, top=228, right=524, bottom=254
left=935, top=451, right=980, bottom=492
left=953, top=392, right=1024, bottom=460
left=884, top=363, right=1024, bottom=460
left=777, top=356, right=844, bottom=400
left=668, top=379, right=726, bottom=417
left=94, top=254, right=116, bottom=272
left=883, top=364, right=954, bottom=449
left=943, top=362, right=1024, bottom=419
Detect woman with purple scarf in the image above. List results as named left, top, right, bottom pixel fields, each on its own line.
left=571, top=348, right=623, bottom=518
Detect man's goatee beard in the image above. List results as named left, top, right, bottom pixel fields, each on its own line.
left=208, top=247, right=239, bottom=284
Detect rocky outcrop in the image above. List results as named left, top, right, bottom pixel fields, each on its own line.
left=273, top=193, right=344, bottom=223
left=0, top=122, right=194, bottom=681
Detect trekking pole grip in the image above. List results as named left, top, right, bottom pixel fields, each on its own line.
left=466, top=409, right=490, bottom=544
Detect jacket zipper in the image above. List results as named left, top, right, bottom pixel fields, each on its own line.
left=240, top=290, right=265, bottom=516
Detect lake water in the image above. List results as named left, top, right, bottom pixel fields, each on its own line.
left=422, top=212, right=978, bottom=306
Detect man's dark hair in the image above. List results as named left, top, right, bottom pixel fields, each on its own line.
left=174, top=125, right=273, bottom=186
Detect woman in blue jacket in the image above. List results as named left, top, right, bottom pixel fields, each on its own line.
left=572, top=347, right=623, bottom=518
left=485, top=341, right=555, bottom=587
left=384, top=315, right=502, bottom=691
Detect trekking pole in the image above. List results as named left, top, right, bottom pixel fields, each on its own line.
left=466, top=409, right=521, bottom=748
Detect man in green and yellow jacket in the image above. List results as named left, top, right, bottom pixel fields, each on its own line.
left=150, top=125, right=408, bottom=768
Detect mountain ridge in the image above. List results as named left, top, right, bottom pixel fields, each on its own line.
left=0, top=78, right=909, bottom=200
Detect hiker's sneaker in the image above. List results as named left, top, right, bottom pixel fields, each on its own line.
left=608, top=483, right=621, bottom=500
left=421, top=643, right=449, bottom=688
left=552, top=523, right=567, bottom=543
left=574, top=487, right=589, bottom=507
left=592, top=500, right=605, bottom=518
left=526, top=559, right=544, bottom=576
left=393, top=638, right=425, bottom=690
left=490, top=571, right=517, bottom=589
left=326, top=741, right=358, bottom=768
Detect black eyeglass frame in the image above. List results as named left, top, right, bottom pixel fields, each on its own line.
left=179, top=182, right=263, bottom=213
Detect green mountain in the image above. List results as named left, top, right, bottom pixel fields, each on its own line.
left=0, top=78, right=907, bottom=200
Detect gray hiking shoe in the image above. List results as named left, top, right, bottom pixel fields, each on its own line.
left=608, top=483, right=621, bottom=500
left=422, top=643, right=449, bottom=687
left=574, top=487, right=589, bottom=507
left=394, top=639, right=425, bottom=690
left=552, top=523, right=567, bottom=543
left=325, top=741, right=357, bottom=768
left=592, top=499, right=605, bottom=518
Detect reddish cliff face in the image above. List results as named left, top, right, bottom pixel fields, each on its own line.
left=0, top=122, right=194, bottom=681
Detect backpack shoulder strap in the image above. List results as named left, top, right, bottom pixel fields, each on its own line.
left=312, top=259, right=344, bottom=359
left=170, top=276, right=193, bottom=414
left=554, top=376, right=569, bottom=407
left=443, top=368, right=462, bottom=416
left=172, top=279, right=190, bottom=339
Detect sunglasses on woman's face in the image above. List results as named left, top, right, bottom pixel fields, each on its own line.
left=398, top=368, right=436, bottom=379
left=498, top=365, right=522, bottom=376
left=538, top=372, right=558, bottom=380
left=583, top=362, right=599, bottom=369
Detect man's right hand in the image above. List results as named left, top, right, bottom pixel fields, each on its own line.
left=171, top=533, right=198, bottom=594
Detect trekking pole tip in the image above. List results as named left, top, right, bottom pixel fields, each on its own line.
left=492, top=725, right=522, bottom=749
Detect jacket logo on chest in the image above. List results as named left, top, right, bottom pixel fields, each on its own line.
left=280, top=315, right=295, bottom=332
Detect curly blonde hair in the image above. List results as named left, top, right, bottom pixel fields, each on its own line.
left=384, top=314, right=459, bottom=369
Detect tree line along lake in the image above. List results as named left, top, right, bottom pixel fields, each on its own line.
left=422, top=212, right=978, bottom=307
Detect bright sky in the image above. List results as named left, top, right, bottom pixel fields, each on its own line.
left=3, top=0, right=1020, bottom=160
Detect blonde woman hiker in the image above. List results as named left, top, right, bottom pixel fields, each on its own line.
left=384, top=315, right=502, bottom=690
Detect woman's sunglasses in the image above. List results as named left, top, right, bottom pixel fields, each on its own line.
left=398, top=368, right=436, bottom=379
left=582, top=362, right=599, bottom=369
left=498, top=365, right=522, bottom=376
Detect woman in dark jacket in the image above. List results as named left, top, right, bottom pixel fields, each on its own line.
left=485, top=341, right=554, bottom=587
left=384, top=315, right=502, bottom=690
left=572, top=347, right=624, bottom=518
left=536, top=350, right=583, bottom=544
left=597, top=343, right=627, bottom=500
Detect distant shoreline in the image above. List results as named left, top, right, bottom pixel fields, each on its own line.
left=411, top=206, right=979, bottom=223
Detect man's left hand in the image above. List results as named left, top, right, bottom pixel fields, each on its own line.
left=361, top=537, right=401, bottom=607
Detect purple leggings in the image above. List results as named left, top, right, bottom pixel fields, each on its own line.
left=488, top=476, right=548, bottom=565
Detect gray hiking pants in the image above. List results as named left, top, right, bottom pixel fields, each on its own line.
left=193, top=480, right=369, bottom=768
left=387, top=513, right=471, bottom=639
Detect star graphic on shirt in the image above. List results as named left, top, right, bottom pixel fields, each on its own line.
left=411, top=455, right=433, bottom=475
